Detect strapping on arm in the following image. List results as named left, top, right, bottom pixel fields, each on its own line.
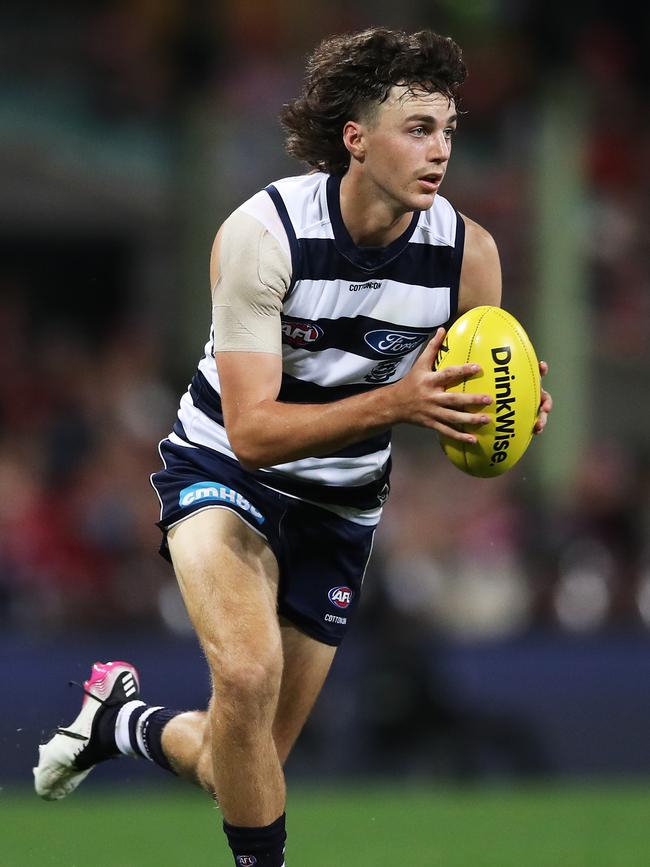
left=212, top=210, right=291, bottom=354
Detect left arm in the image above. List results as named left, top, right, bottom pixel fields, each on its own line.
left=457, top=214, right=502, bottom=313
left=457, top=214, right=552, bottom=434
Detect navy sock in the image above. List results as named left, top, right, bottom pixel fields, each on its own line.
left=112, top=702, right=181, bottom=773
left=140, top=707, right=180, bottom=772
left=223, top=813, right=286, bottom=867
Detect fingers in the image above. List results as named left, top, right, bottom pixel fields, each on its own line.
left=419, top=328, right=446, bottom=368
left=441, top=391, right=492, bottom=408
left=436, top=421, right=479, bottom=444
left=433, top=362, right=483, bottom=389
left=422, top=362, right=491, bottom=440
left=419, top=330, right=484, bottom=385
left=438, top=409, right=490, bottom=425
left=534, top=388, right=553, bottom=434
left=435, top=407, right=494, bottom=442
left=406, top=335, right=492, bottom=437
left=533, top=362, right=552, bottom=434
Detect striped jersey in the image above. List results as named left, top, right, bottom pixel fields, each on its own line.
left=173, top=171, right=465, bottom=515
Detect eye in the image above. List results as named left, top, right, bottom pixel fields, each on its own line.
left=444, top=127, right=457, bottom=140
left=410, top=126, right=427, bottom=137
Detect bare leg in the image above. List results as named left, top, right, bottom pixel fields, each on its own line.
left=161, top=622, right=334, bottom=788
left=273, top=620, right=336, bottom=765
left=163, top=508, right=284, bottom=826
left=157, top=507, right=336, bottom=818
left=161, top=707, right=211, bottom=788
left=161, top=621, right=336, bottom=791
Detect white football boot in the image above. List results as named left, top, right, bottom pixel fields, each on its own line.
left=34, top=660, right=140, bottom=800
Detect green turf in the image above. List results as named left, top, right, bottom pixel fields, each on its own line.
left=3, top=782, right=650, bottom=866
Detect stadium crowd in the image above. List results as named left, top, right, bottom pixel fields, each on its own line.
left=1, top=1, right=648, bottom=641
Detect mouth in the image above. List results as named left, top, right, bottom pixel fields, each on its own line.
left=418, top=173, right=443, bottom=192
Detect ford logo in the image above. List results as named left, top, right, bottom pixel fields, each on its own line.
left=364, top=329, right=430, bottom=357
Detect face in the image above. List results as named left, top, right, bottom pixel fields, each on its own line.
left=349, top=86, right=458, bottom=213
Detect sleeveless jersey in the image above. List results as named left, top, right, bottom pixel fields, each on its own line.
left=173, top=172, right=465, bottom=512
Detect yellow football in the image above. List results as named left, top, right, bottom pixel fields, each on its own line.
left=435, top=306, right=541, bottom=477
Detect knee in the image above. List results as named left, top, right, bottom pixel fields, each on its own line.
left=208, top=645, right=283, bottom=718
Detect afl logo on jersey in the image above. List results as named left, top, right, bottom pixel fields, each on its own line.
left=328, top=586, right=353, bottom=609
left=364, top=329, right=429, bottom=357
left=281, top=320, right=323, bottom=347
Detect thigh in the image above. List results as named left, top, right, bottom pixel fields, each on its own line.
left=167, top=510, right=335, bottom=765
left=167, top=508, right=281, bottom=665
left=274, top=621, right=337, bottom=764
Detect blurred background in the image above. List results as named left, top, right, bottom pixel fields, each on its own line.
left=1, top=0, right=649, bottom=792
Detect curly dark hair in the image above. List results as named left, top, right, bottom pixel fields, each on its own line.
left=280, top=27, right=467, bottom=176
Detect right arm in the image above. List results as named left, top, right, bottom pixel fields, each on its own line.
left=218, top=335, right=489, bottom=470
left=211, top=216, right=491, bottom=471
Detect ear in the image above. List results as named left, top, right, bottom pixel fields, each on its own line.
left=342, top=120, right=366, bottom=163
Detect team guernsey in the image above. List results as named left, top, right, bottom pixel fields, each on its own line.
left=173, top=172, right=464, bottom=519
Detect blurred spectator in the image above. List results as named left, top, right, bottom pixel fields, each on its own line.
left=0, top=289, right=175, bottom=632
left=0, top=3, right=648, bottom=641
left=375, top=439, right=532, bottom=639
left=547, top=442, right=646, bottom=632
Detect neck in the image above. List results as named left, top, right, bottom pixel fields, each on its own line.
left=339, top=171, right=413, bottom=247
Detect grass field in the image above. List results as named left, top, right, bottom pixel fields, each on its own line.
left=3, top=782, right=650, bottom=866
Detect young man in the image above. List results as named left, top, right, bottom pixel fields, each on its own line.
left=34, top=27, right=551, bottom=866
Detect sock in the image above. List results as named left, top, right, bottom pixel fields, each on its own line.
left=113, top=702, right=181, bottom=773
left=223, top=813, right=286, bottom=867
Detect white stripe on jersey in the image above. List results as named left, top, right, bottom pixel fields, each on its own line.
left=410, top=195, right=457, bottom=246
left=178, top=385, right=234, bottom=458
left=284, top=278, right=451, bottom=326
left=284, top=345, right=418, bottom=387
left=257, top=445, right=392, bottom=486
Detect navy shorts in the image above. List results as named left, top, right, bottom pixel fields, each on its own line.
left=150, top=439, right=377, bottom=646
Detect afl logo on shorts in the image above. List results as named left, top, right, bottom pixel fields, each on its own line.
left=236, top=857, right=257, bottom=867
left=281, top=320, right=323, bottom=347
left=328, top=586, right=353, bottom=609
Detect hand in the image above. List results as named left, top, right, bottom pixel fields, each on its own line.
left=534, top=361, right=552, bottom=434
left=392, top=328, right=492, bottom=443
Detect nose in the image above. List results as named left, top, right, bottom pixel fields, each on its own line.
left=428, top=130, right=451, bottom=163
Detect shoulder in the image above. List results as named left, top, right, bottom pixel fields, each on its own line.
left=461, top=213, right=499, bottom=260
left=457, top=212, right=502, bottom=312
left=210, top=208, right=291, bottom=290
left=210, top=173, right=326, bottom=274
left=209, top=179, right=299, bottom=286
